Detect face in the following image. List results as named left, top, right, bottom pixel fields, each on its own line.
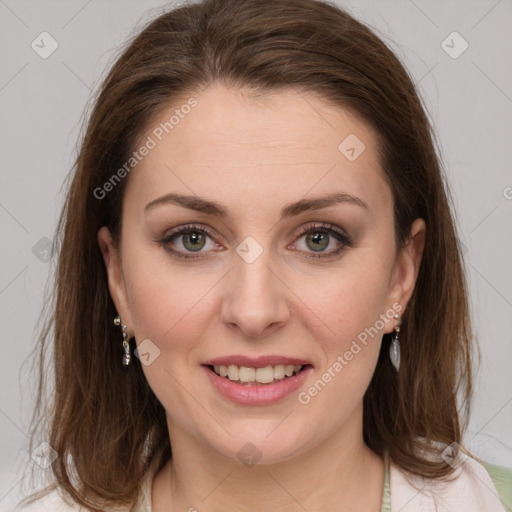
left=98, top=83, right=424, bottom=465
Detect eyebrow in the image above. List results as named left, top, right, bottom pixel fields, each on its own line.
left=144, top=191, right=368, bottom=219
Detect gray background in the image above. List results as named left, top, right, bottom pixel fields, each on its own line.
left=1, top=0, right=511, bottom=508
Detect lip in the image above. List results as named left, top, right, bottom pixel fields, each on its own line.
left=203, top=364, right=313, bottom=405
left=203, top=355, right=311, bottom=367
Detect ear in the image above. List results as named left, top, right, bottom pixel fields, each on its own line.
left=387, top=218, right=426, bottom=324
left=97, top=226, right=134, bottom=335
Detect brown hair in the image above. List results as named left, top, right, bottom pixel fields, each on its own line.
left=22, top=0, right=473, bottom=509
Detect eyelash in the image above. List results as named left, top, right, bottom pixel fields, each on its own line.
left=158, top=222, right=352, bottom=260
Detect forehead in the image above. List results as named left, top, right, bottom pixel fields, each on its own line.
left=125, top=83, right=391, bottom=216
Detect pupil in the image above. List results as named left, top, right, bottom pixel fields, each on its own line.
left=307, top=232, right=328, bottom=252
left=184, top=232, right=205, bottom=251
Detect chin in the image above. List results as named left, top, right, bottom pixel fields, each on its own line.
left=207, top=425, right=311, bottom=467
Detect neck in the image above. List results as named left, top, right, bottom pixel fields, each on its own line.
left=152, top=410, right=385, bottom=511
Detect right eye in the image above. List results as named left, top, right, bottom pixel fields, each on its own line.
left=158, top=224, right=223, bottom=260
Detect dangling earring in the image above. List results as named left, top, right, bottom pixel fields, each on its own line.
left=114, top=315, right=131, bottom=367
left=389, top=313, right=401, bottom=372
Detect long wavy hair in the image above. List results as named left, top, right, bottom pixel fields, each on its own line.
left=22, top=0, right=474, bottom=510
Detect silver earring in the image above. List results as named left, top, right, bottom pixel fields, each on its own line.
left=389, top=314, right=401, bottom=372
left=114, top=315, right=131, bottom=367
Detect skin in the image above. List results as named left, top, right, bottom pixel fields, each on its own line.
left=98, top=83, right=425, bottom=511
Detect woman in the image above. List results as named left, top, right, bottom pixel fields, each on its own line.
left=20, top=0, right=512, bottom=511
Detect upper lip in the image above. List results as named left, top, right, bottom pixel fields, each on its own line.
left=203, top=355, right=312, bottom=368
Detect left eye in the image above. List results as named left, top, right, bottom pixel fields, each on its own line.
left=297, top=229, right=337, bottom=251
left=291, top=224, right=352, bottom=259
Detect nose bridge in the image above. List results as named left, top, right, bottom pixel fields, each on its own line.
left=221, top=238, right=290, bottom=336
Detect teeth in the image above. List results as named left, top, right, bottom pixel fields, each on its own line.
left=227, top=364, right=239, bottom=381
left=256, top=366, right=275, bottom=383
left=239, top=366, right=255, bottom=382
left=274, top=365, right=285, bottom=380
left=212, top=363, right=304, bottom=384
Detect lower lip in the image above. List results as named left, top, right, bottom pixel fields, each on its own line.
left=203, top=365, right=312, bottom=405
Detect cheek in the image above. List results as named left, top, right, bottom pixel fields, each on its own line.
left=295, top=279, right=388, bottom=429
left=301, top=257, right=394, bottom=346
left=293, top=252, right=395, bottom=421
left=121, top=253, right=221, bottom=415
left=126, top=267, right=217, bottom=350
left=120, top=240, right=219, bottom=353
left=293, top=252, right=394, bottom=400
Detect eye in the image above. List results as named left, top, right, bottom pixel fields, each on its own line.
left=292, top=223, right=352, bottom=259
left=158, top=224, right=221, bottom=260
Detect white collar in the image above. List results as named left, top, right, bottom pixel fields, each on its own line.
left=389, top=454, right=507, bottom=511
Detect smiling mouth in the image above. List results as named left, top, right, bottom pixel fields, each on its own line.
left=206, top=363, right=310, bottom=385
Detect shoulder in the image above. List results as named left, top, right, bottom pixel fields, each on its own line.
left=16, top=458, right=159, bottom=512
left=14, top=491, right=81, bottom=512
left=390, top=454, right=512, bottom=512
left=481, top=460, right=512, bottom=510
left=15, top=489, right=134, bottom=512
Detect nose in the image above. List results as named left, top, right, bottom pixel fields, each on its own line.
left=220, top=248, right=291, bottom=338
